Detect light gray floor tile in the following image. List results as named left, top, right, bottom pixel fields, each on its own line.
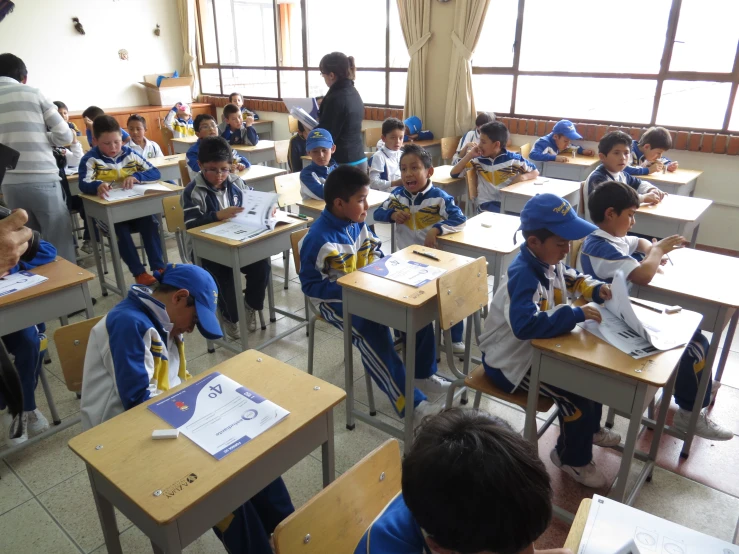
left=0, top=460, right=33, bottom=517
left=0, top=498, right=79, bottom=554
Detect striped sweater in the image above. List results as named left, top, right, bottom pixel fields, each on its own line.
left=0, top=76, right=73, bottom=185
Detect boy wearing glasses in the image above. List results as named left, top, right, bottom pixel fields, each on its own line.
left=181, top=137, right=271, bottom=339
left=186, top=114, right=250, bottom=180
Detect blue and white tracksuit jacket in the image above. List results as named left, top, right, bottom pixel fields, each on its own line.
left=300, top=160, right=339, bottom=200
left=186, top=138, right=250, bottom=180
left=584, top=164, right=658, bottom=220
left=369, top=142, right=401, bottom=192
left=624, top=140, right=672, bottom=177
left=529, top=132, right=585, bottom=162
left=221, top=123, right=259, bottom=147
left=354, top=493, right=430, bottom=554
left=164, top=108, right=195, bottom=138
left=452, top=128, right=479, bottom=165
left=299, top=209, right=438, bottom=416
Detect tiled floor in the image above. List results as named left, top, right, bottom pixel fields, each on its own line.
left=1, top=223, right=738, bottom=553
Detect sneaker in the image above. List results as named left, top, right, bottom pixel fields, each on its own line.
left=80, top=240, right=93, bottom=254
left=412, top=400, right=442, bottom=427
left=673, top=408, right=733, bottom=441
left=135, top=272, right=157, bottom=286
left=0, top=411, right=28, bottom=447
left=550, top=448, right=607, bottom=489
left=218, top=312, right=241, bottom=341
left=26, top=409, right=49, bottom=436
left=414, top=374, right=451, bottom=395
left=246, top=305, right=257, bottom=332
left=593, top=427, right=621, bottom=448
left=451, top=342, right=466, bottom=355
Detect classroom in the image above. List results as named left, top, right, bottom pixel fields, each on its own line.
left=0, top=0, right=737, bottom=552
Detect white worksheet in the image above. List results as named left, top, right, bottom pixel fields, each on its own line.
left=0, top=271, right=48, bottom=297
left=103, top=183, right=171, bottom=202
left=201, top=221, right=270, bottom=242
left=360, top=256, right=446, bottom=287
left=201, top=190, right=283, bottom=241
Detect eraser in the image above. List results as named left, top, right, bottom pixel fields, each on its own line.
left=665, top=305, right=682, bottom=314
left=481, top=222, right=493, bottom=228
left=152, top=429, right=179, bottom=440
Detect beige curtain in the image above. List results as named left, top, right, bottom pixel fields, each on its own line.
left=176, top=0, right=200, bottom=97
left=442, top=0, right=491, bottom=137
left=398, top=0, right=432, bottom=122
left=278, top=2, right=300, bottom=67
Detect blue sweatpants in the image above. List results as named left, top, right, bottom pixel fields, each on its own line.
left=478, top=200, right=501, bottom=213
left=319, top=301, right=437, bottom=417
left=674, top=331, right=712, bottom=410
left=212, top=477, right=294, bottom=554
left=115, top=216, right=165, bottom=277
left=0, top=326, right=41, bottom=412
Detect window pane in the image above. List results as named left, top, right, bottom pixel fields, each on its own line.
left=308, top=71, right=329, bottom=98
left=198, top=0, right=218, bottom=64
left=389, top=0, right=409, bottom=69
left=471, top=0, right=517, bottom=67
left=519, top=0, right=669, bottom=73
left=277, top=1, right=303, bottom=67
left=214, top=0, right=237, bottom=64
left=306, top=0, right=386, bottom=67
left=232, top=0, right=276, bottom=66
left=657, top=81, right=731, bottom=129
left=200, top=68, right=222, bottom=94
left=389, top=72, right=407, bottom=106
left=670, top=0, right=739, bottom=73
left=516, top=76, right=656, bottom=123
left=354, top=71, right=385, bottom=105
left=471, top=75, right=514, bottom=114
left=280, top=70, right=307, bottom=98
left=221, top=69, right=278, bottom=98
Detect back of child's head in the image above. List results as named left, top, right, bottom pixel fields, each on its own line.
left=53, top=101, right=68, bottom=111
left=83, top=106, right=105, bottom=121
left=319, top=52, right=356, bottom=81
left=639, top=126, right=672, bottom=150
left=381, top=117, right=405, bottom=136
left=297, top=121, right=305, bottom=133
left=403, top=409, right=551, bottom=554
left=324, top=166, right=369, bottom=209
left=127, top=114, right=147, bottom=129
left=228, top=92, right=242, bottom=102
left=475, top=112, right=495, bottom=127
left=92, top=115, right=120, bottom=139
left=0, top=53, right=27, bottom=82
left=197, top=136, right=231, bottom=164
left=222, top=103, right=240, bottom=120
left=400, top=143, right=432, bottom=169
left=193, top=113, right=216, bottom=132
left=598, top=130, right=632, bottom=155
left=588, top=180, right=640, bottom=224
left=479, top=121, right=509, bottom=146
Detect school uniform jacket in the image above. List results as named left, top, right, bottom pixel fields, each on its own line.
left=299, top=209, right=383, bottom=306
left=164, top=108, right=195, bottom=138
left=185, top=139, right=250, bottom=179
left=354, top=493, right=431, bottom=554
left=584, top=164, right=658, bottom=220
left=300, top=160, right=339, bottom=200
left=579, top=229, right=641, bottom=283
left=529, top=132, right=585, bottom=162
left=374, top=181, right=466, bottom=251
left=451, top=149, right=536, bottom=205
left=129, top=137, right=163, bottom=160
left=80, top=285, right=189, bottom=430
left=452, top=128, right=479, bottom=165
left=288, top=133, right=306, bottom=173
left=478, top=245, right=605, bottom=389
left=369, top=143, right=402, bottom=191
left=220, top=123, right=259, bottom=147
left=624, top=140, right=672, bottom=176
left=78, top=145, right=161, bottom=194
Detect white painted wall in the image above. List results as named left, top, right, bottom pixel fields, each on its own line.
left=0, top=0, right=183, bottom=110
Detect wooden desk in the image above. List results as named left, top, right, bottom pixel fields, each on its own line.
left=69, top=350, right=345, bottom=554
left=66, top=154, right=186, bottom=195
left=171, top=136, right=196, bottom=154
left=632, top=247, right=739, bottom=456
left=81, top=183, right=182, bottom=297
left=500, top=177, right=581, bottom=215
left=338, top=246, right=474, bottom=451
left=411, top=138, right=441, bottom=164
left=564, top=498, right=591, bottom=551
left=430, top=165, right=466, bottom=202
left=640, top=168, right=703, bottom=197
left=232, top=140, right=277, bottom=166
left=631, top=195, right=712, bottom=248
left=235, top=165, right=286, bottom=193
left=188, top=218, right=311, bottom=353
left=540, top=155, right=599, bottom=182
left=252, top=119, right=273, bottom=140
left=436, top=211, right=520, bottom=293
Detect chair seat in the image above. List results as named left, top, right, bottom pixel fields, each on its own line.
left=465, top=365, right=554, bottom=413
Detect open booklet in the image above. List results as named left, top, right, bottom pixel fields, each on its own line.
left=360, top=255, right=447, bottom=287
left=103, top=182, right=172, bottom=202
left=578, top=270, right=698, bottom=359
left=201, top=190, right=292, bottom=242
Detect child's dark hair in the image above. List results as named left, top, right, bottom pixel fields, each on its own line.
left=403, top=409, right=552, bottom=554
left=197, top=136, right=231, bottom=164
left=400, top=143, right=432, bottom=169
left=324, top=166, right=369, bottom=210
left=222, top=103, right=240, bottom=119
left=92, top=115, right=121, bottom=139
left=297, top=121, right=305, bottom=133
left=0, top=53, right=28, bottom=82
left=228, top=92, right=242, bottom=102
left=381, top=117, right=405, bottom=136
left=53, top=101, right=68, bottom=111
left=475, top=112, right=495, bottom=127
left=319, top=52, right=356, bottom=81
left=479, top=121, right=509, bottom=146
left=82, top=106, right=105, bottom=121
left=522, top=228, right=556, bottom=244
left=193, top=113, right=216, bottom=132
left=588, top=181, right=640, bottom=223
left=598, top=130, right=632, bottom=155
left=639, top=126, right=672, bottom=150
left=127, top=114, right=147, bottom=129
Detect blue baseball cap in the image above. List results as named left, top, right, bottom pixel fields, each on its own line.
left=306, top=128, right=333, bottom=151
left=404, top=116, right=422, bottom=135
left=155, top=264, right=223, bottom=340
left=552, top=119, right=582, bottom=140
left=519, top=194, right=596, bottom=240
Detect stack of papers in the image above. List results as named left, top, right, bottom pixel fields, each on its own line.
left=0, top=271, right=48, bottom=297
left=360, top=255, right=446, bottom=287
left=103, top=183, right=172, bottom=202
left=201, top=190, right=283, bottom=242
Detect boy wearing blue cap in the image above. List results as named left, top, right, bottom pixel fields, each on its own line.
left=80, top=263, right=294, bottom=554
left=403, top=116, right=434, bottom=142
left=300, top=128, right=339, bottom=200
left=478, top=193, right=619, bottom=488
left=529, top=119, right=594, bottom=162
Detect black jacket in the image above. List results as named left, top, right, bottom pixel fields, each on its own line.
left=318, top=78, right=365, bottom=164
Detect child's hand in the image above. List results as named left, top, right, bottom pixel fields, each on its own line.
left=652, top=235, right=685, bottom=255
left=598, top=284, right=612, bottom=301
left=555, top=155, right=570, bottom=163
left=581, top=305, right=602, bottom=323
left=667, top=161, right=678, bottom=172
left=424, top=227, right=440, bottom=248
left=465, top=145, right=483, bottom=160
left=648, top=161, right=664, bottom=174
left=244, top=115, right=255, bottom=127
left=462, top=142, right=477, bottom=156
left=121, top=176, right=139, bottom=189
left=639, top=190, right=661, bottom=205
left=217, top=207, right=245, bottom=221
left=391, top=211, right=410, bottom=225
left=581, top=148, right=594, bottom=156
left=96, top=183, right=111, bottom=199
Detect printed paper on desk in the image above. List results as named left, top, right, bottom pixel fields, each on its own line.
left=0, top=271, right=48, bottom=298
left=64, top=167, right=78, bottom=176
left=103, top=183, right=172, bottom=202
left=230, top=190, right=280, bottom=230
left=201, top=221, right=270, bottom=242
left=148, top=372, right=289, bottom=460
left=360, top=256, right=446, bottom=287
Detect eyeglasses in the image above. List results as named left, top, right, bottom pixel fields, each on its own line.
left=202, top=168, right=233, bottom=176
left=200, top=123, right=218, bottom=130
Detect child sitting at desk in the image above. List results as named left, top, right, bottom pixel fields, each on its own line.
left=288, top=121, right=308, bottom=173
left=226, top=92, right=259, bottom=120
left=529, top=119, right=594, bottom=163
left=580, top=181, right=732, bottom=441
left=299, top=166, right=443, bottom=425
left=369, top=117, right=404, bottom=192
left=52, top=101, right=84, bottom=169
left=452, top=111, right=494, bottom=165
left=450, top=121, right=539, bottom=213
left=164, top=101, right=195, bottom=138
left=624, top=126, right=679, bottom=177
left=355, top=409, right=570, bottom=554
left=403, top=116, right=433, bottom=142
left=479, top=193, right=618, bottom=489
left=0, top=238, right=57, bottom=446
left=220, top=103, right=259, bottom=146
left=300, top=128, right=338, bottom=200
left=53, top=100, right=81, bottom=136
left=126, top=114, right=163, bottom=160
left=82, top=106, right=130, bottom=147
left=181, top=136, right=270, bottom=339
left=79, top=263, right=294, bottom=554
left=374, top=144, right=467, bottom=355
left=78, top=115, right=166, bottom=286
left=186, top=114, right=249, bottom=180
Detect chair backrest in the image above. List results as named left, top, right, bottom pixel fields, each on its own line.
left=274, top=439, right=402, bottom=554
left=54, top=316, right=103, bottom=393
left=520, top=142, right=532, bottom=159
left=162, top=195, right=186, bottom=232
left=441, top=136, right=461, bottom=161
left=466, top=169, right=478, bottom=201
left=578, top=180, right=586, bottom=216
left=571, top=237, right=585, bottom=270
left=274, top=139, right=290, bottom=166
left=161, top=126, right=174, bottom=155
left=290, top=228, right=309, bottom=274
left=364, top=126, right=382, bottom=150
left=178, top=159, right=191, bottom=183
left=436, top=257, right=488, bottom=331
left=288, top=115, right=299, bottom=134
left=78, top=135, right=91, bottom=152
left=274, top=173, right=302, bottom=208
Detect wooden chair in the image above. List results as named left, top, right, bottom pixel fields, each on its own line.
left=578, top=180, right=587, bottom=217
left=437, top=259, right=557, bottom=438
left=162, top=195, right=189, bottom=263
left=570, top=237, right=585, bottom=269
left=178, top=159, right=191, bottom=184
left=54, top=316, right=103, bottom=396
left=161, top=126, right=174, bottom=155
left=520, top=142, right=532, bottom=159
left=465, top=170, right=478, bottom=217
left=441, top=135, right=461, bottom=163
left=274, top=173, right=302, bottom=208
left=78, top=135, right=91, bottom=152
left=274, top=139, right=290, bottom=170
left=290, top=228, right=320, bottom=374
left=287, top=115, right=299, bottom=134
left=364, top=127, right=382, bottom=151
left=274, top=439, right=401, bottom=554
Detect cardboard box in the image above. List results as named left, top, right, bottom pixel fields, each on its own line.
left=139, top=73, right=194, bottom=107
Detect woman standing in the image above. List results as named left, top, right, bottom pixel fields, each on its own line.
left=318, top=52, right=367, bottom=172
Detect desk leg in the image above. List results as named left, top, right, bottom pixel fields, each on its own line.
left=87, top=466, right=123, bottom=554
left=390, top=224, right=396, bottom=253
left=157, top=214, right=168, bottom=264
left=715, top=309, right=738, bottom=382
left=105, top=210, right=126, bottom=296
left=611, top=382, right=648, bottom=502
left=321, top=409, right=336, bottom=487
left=86, top=213, right=107, bottom=296
left=266, top=258, right=277, bottom=323
left=492, top=255, right=502, bottom=294
left=344, top=301, right=356, bottom=430
left=687, top=222, right=699, bottom=249
left=524, top=350, right=543, bottom=443
left=232, top=249, right=249, bottom=351
left=150, top=523, right=182, bottom=554
left=650, top=368, right=677, bottom=463
left=403, top=310, right=416, bottom=453
left=82, top=283, right=95, bottom=318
